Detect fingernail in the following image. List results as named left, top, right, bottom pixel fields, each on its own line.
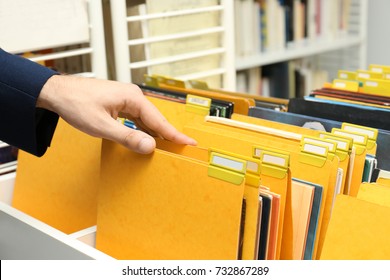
left=138, top=137, right=156, bottom=154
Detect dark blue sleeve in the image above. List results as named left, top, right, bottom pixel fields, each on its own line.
left=0, top=48, right=59, bottom=157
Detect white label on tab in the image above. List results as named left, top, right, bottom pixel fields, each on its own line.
left=366, top=81, right=378, bottom=87
left=334, top=131, right=365, bottom=144
left=371, top=67, right=383, bottom=73
left=334, top=82, right=346, bottom=88
left=263, top=154, right=286, bottom=167
left=332, top=140, right=348, bottom=150
left=343, top=125, right=375, bottom=138
left=303, top=143, right=327, bottom=156
left=339, top=73, right=348, bottom=79
left=358, top=73, right=370, bottom=79
left=386, top=74, right=390, bottom=79
left=304, top=138, right=335, bottom=151
left=212, top=155, right=244, bottom=172
left=187, top=96, right=210, bottom=107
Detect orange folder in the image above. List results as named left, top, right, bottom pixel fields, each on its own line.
left=95, top=140, right=246, bottom=260
left=145, top=94, right=208, bottom=132
left=158, top=83, right=253, bottom=115
left=357, top=182, right=390, bottom=207
left=12, top=119, right=101, bottom=234
left=183, top=118, right=339, bottom=259
left=155, top=139, right=262, bottom=260
left=321, top=194, right=390, bottom=260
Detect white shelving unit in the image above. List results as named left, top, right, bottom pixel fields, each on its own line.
left=232, top=0, right=368, bottom=92
left=235, top=35, right=365, bottom=71
left=110, top=0, right=236, bottom=89
left=108, top=0, right=367, bottom=92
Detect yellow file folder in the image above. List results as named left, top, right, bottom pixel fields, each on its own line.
left=155, top=139, right=263, bottom=260
left=183, top=119, right=338, bottom=259
left=357, top=182, right=390, bottom=207
left=158, top=83, right=252, bottom=115
left=146, top=94, right=208, bottom=132
left=12, top=119, right=101, bottom=234
left=331, top=128, right=368, bottom=197
left=96, top=140, right=246, bottom=260
left=321, top=194, right=390, bottom=260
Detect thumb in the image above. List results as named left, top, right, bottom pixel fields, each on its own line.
left=105, top=118, right=156, bottom=154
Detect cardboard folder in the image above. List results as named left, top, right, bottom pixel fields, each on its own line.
left=155, top=139, right=263, bottom=260
left=12, top=119, right=101, bottom=234
left=232, top=113, right=351, bottom=195
left=357, top=182, right=390, bottom=207
left=145, top=94, right=208, bottom=132
left=331, top=128, right=368, bottom=197
left=158, top=82, right=253, bottom=115
left=95, top=140, right=246, bottom=260
left=320, top=194, right=390, bottom=260
left=183, top=118, right=338, bottom=259
left=254, top=149, right=292, bottom=260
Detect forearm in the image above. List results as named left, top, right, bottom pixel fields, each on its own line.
left=0, top=48, right=59, bottom=156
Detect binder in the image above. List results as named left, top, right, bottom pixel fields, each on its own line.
left=288, top=96, right=390, bottom=131
left=12, top=119, right=101, bottom=234
left=259, top=187, right=281, bottom=260
left=321, top=194, right=390, bottom=260
left=258, top=191, right=272, bottom=260
left=95, top=140, right=246, bottom=260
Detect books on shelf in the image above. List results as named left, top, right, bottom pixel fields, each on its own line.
left=234, top=0, right=353, bottom=58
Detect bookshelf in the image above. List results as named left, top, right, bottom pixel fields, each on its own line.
left=109, top=0, right=236, bottom=89
left=108, top=0, right=367, bottom=97
left=233, top=0, right=368, bottom=96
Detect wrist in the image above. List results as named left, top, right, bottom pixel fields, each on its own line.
left=36, top=74, right=61, bottom=111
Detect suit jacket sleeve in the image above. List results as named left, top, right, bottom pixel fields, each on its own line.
left=0, top=48, right=59, bottom=157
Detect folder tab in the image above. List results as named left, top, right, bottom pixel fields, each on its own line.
left=151, top=74, right=171, bottom=85
left=208, top=151, right=246, bottom=185
left=338, top=70, right=357, bottom=81
left=210, top=148, right=261, bottom=187
left=302, top=136, right=337, bottom=160
left=299, top=141, right=329, bottom=168
left=331, top=128, right=368, bottom=155
left=319, top=132, right=352, bottom=162
left=253, top=147, right=289, bottom=179
left=144, top=74, right=159, bottom=87
left=341, top=123, right=378, bottom=151
left=332, top=79, right=359, bottom=92
left=360, top=78, right=390, bottom=96
left=185, top=94, right=211, bottom=116
left=356, top=69, right=383, bottom=80
left=369, top=64, right=390, bottom=73
left=164, top=77, right=186, bottom=89
left=189, top=80, right=209, bottom=90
